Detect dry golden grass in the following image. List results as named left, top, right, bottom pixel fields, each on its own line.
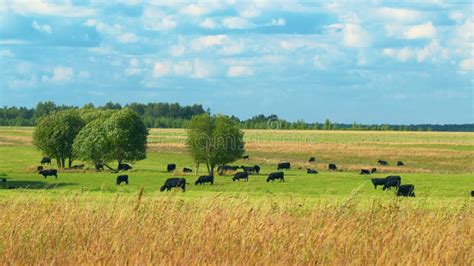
left=0, top=193, right=472, bottom=265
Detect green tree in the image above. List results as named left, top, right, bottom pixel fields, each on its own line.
left=323, top=119, right=332, bottom=130
left=186, top=114, right=244, bottom=176
left=74, top=108, right=148, bottom=169
left=104, top=108, right=148, bottom=167
left=33, top=110, right=85, bottom=168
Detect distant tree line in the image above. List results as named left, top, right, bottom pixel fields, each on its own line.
left=1, top=102, right=472, bottom=132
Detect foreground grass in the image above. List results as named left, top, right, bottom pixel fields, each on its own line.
left=0, top=193, right=472, bottom=265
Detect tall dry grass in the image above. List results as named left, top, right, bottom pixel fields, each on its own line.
left=1, top=193, right=472, bottom=265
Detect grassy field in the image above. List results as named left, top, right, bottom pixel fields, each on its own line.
left=0, top=127, right=473, bottom=264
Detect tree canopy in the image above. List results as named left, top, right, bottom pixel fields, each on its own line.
left=33, top=110, right=85, bottom=168
left=73, top=108, right=148, bottom=169
left=186, top=114, right=244, bottom=176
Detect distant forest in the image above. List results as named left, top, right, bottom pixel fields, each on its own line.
left=1, top=101, right=473, bottom=132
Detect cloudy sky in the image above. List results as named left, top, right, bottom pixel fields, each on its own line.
left=0, top=0, right=473, bottom=124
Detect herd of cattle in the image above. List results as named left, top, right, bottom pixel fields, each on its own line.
left=26, top=155, right=429, bottom=197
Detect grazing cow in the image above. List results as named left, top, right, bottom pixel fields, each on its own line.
left=183, top=167, right=193, bottom=173
left=309, top=157, right=316, bottom=163
left=360, top=169, right=370, bottom=175
left=118, top=163, right=132, bottom=171
left=0, top=178, right=6, bottom=183
left=242, top=155, right=249, bottom=160
left=371, top=178, right=387, bottom=189
left=38, top=169, right=57, bottom=179
left=41, top=157, right=51, bottom=165
left=241, top=165, right=260, bottom=174
left=167, top=164, right=176, bottom=172
left=37, top=166, right=43, bottom=172
left=217, top=165, right=239, bottom=175
left=71, top=164, right=84, bottom=169
left=267, top=172, right=284, bottom=182
left=195, top=175, right=214, bottom=185
left=160, top=178, right=186, bottom=192
left=95, top=163, right=104, bottom=171
left=471, top=191, right=474, bottom=197
left=397, top=184, right=415, bottom=197
left=383, top=176, right=401, bottom=191
left=378, top=160, right=388, bottom=166
left=116, top=175, right=129, bottom=185
left=328, top=163, right=337, bottom=171
left=307, top=168, right=318, bottom=174
left=397, top=161, right=404, bottom=166
left=277, top=162, right=291, bottom=170
left=371, top=168, right=377, bottom=174
left=233, top=172, right=249, bottom=182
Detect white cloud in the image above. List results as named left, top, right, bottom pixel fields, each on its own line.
left=271, top=18, right=286, bottom=26
left=181, top=4, right=209, bottom=16
left=153, top=61, right=172, bottom=77
left=126, top=58, right=142, bottom=76
left=32, top=20, right=52, bottom=34
left=200, top=18, right=218, bottom=29
left=342, top=24, right=371, bottom=48
left=403, top=22, right=436, bottom=39
left=42, top=66, right=74, bottom=83
left=222, top=17, right=254, bottom=29
left=8, top=0, right=95, bottom=17
left=376, top=8, right=423, bottom=23
left=78, top=71, right=91, bottom=79
left=383, top=48, right=413, bottom=62
left=219, top=42, right=245, bottom=55
left=152, top=59, right=211, bottom=79
left=143, top=7, right=177, bottom=31
left=84, top=19, right=121, bottom=36
left=227, top=65, right=253, bottom=77
left=0, top=49, right=14, bottom=58
left=8, top=76, right=38, bottom=90
left=192, top=35, right=227, bottom=50
left=448, top=11, right=464, bottom=23
left=170, top=44, right=186, bottom=57
left=239, top=6, right=261, bottom=18
left=117, top=32, right=140, bottom=43
left=459, top=58, right=474, bottom=71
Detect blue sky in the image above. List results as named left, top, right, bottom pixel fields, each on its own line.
left=0, top=0, right=473, bottom=124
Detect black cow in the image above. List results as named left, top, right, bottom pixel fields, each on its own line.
left=37, top=166, right=43, bottom=172
left=383, top=176, right=401, bottom=191
left=71, top=164, right=84, bottom=169
left=328, top=163, right=337, bottom=171
left=41, top=157, right=51, bottom=165
left=309, top=157, right=316, bottom=163
left=378, top=160, right=389, bottom=166
left=95, top=163, right=104, bottom=171
left=397, top=184, right=415, bottom=197
left=167, top=164, right=176, bottom=172
left=217, top=165, right=239, bottom=175
left=118, top=163, right=132, bottom=171
left=1, top=178, right=6, bottom=183
left=39, top=169, right=57, bottom=179
left=183, top=167, right=193, bottom=173
left=116, top=175, right=129, bottom=185
left=160, top=178, right=186, bottom=192
left=471, top=191, right=474, bottom=197
left=242, top=155, right=249, bottom=160
left=195, top=175, right=214, bottom=185
left=371, top=168, right=377, bottom=174
left=241, top=165, right=260, bottom=174
left=267, top=172, right=284, bottom=182
left=397, top=161, right=404, bottom=166
left=307, top=168, right=318, bottom=174
left=371, top=178, right=386, bottom=189
left=360, top=169, right=370, bottom=175
left=233, top=172, right=249, bottom=182
left=277, top=162, right=291, bottom=170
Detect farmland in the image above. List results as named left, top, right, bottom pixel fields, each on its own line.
left=0, top=127, right=473, bottom=264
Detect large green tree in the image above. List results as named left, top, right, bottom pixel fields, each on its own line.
left=186, top=114, right=245, bottom=176
left=33, top=110, right=85, bottom=168
left=73, top=108, right=148, bottom=169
